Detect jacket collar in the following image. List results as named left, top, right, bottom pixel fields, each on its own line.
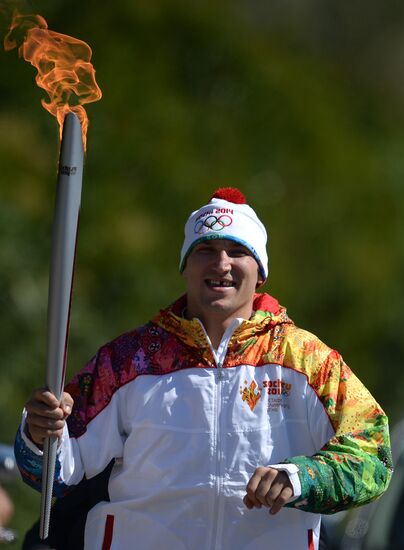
left=152, top=293, right=293, bottom=351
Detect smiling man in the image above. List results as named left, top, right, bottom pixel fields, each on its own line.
left=16, top=188, right=392, bottom=550
left=182, top=239, right=264, bottom=348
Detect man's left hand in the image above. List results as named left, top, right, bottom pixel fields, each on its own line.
left=244, top=467, right=293, bottom=515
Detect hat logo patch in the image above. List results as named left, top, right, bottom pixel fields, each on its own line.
left=194, top=209, right=233, bottom=234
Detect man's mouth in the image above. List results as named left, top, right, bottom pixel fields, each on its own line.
left=206, top=279, right=236, bottom=288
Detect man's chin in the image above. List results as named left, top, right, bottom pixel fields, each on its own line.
left=203, top=298, right=239, bottom=315
left=204, top=296, right=231, bottom=308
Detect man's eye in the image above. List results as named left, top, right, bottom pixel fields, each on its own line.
left=229, top=249, right=248, bottom=257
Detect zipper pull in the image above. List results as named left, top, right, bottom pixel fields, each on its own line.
left=217, top=362, right=223, bottom=380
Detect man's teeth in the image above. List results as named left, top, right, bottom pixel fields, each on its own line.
left=207, top=280, right=235, bottom=287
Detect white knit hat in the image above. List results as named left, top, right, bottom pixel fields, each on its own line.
left=180, top=187, right=268, bottom=281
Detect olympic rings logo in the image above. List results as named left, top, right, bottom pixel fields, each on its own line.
left=194, top=215, right=233, bottom=234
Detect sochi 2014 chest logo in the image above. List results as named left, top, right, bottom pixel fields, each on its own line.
left=194, top=207, right=233, bottom=234
left=240, top=378, right=292, bottom=412
left=239, top=380, right=261, bottom=411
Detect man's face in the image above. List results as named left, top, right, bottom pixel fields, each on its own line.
left=183, top=239, right=262, bottom=323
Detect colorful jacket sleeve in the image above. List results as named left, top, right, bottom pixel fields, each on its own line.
left=14, top=344, right=127, bottom=498
left=14, top=413, right=88, bottom=498
left=280, top=329, right=393, bottom=514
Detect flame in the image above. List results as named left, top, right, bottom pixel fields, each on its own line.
left=4, top=11, right=102, bottom=150
left=240, top=380, right=261, bottom=411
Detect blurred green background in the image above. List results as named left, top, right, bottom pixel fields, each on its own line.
left=1, top=0, right=403, bottom=544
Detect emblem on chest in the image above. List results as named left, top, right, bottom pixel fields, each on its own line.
left=239, top=377, right=293, bottom=412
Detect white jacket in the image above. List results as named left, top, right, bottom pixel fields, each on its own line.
left=15, top=294, right=392, bottom=549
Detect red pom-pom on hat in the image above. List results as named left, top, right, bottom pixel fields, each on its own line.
left=210, top=187, right=247, bottom=204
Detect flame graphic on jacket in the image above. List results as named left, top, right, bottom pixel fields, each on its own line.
left=239, top=380, right=261, bottom=411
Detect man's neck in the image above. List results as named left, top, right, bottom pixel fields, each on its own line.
left=195, top=311, right=253, bottom=350
left=203, top=318, right=233, bottom=350
left=184, top=297, right=256, bottom=350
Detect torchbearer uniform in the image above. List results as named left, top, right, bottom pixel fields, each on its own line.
left=15, top=188, right=392, bottom=550
left=15, top=292, right=392, bottom=550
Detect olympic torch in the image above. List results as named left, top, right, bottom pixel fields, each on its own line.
left=39, top=111, right=84, bottom=539
left=5, top=11, right=102, bottom=540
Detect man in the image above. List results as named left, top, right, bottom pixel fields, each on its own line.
left=16, top=188, right=392, bottom=550
left=0, top=485, right=15, bottom=543
left=0, top=444, right=17, bottom=544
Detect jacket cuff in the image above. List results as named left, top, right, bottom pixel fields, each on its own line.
left=20, top=410, right=43, bottom=456
left=267, top=463, right=301, bottom=501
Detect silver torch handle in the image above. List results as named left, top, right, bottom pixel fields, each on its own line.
left=40, top=112, right=84, bottom=540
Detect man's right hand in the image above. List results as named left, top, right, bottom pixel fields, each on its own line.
left=25, top=388, right=74, bottom=447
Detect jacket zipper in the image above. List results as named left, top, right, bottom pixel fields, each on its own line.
left=198, top=318, right=243, bottom=550
left=213, top=358, right=226, bottom=550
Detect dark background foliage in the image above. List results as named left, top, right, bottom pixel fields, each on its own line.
left=1, top=0, right=403, bottom=542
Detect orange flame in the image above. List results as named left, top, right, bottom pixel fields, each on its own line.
left=4, top=11, right=102, bottom=151
left=240, top=380, right=261, bottom=411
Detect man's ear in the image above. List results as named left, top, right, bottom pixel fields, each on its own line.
left=256, top=275, right=265, bottom=289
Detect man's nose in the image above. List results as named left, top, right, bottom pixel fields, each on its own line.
left=215, top=250, right=231, bottom=271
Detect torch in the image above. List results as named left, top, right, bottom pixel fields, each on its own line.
left=40, top=111, right=84, bottom=539
left=4, top=11, right=102, bottom=541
